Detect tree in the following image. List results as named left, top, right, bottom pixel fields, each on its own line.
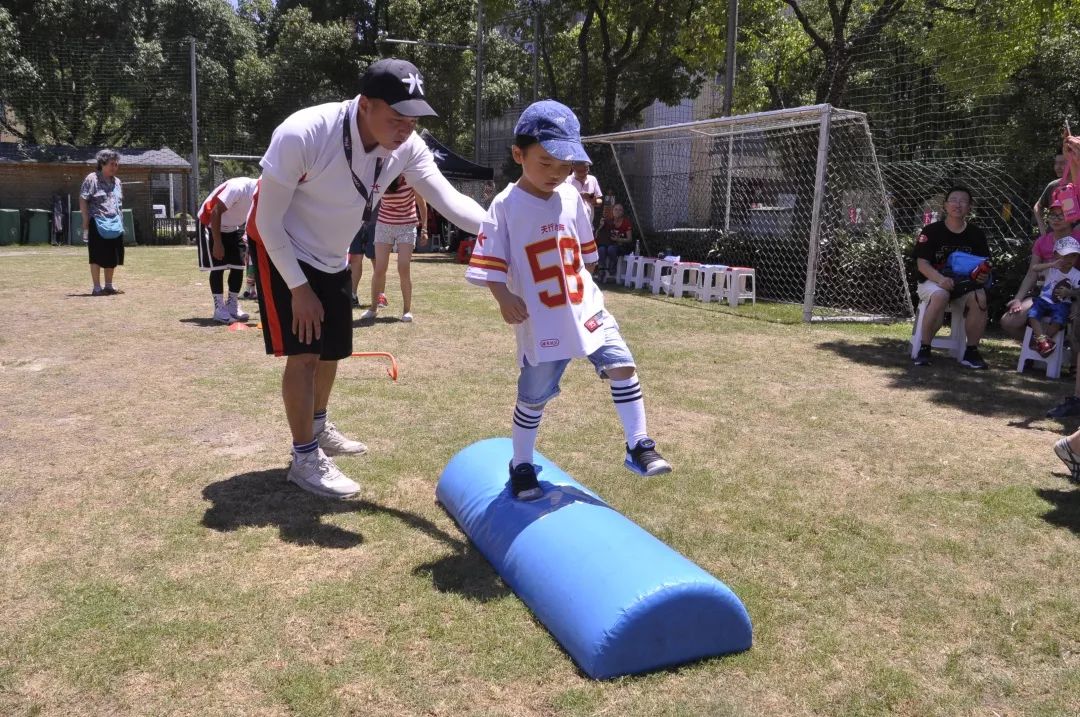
left=780, top=0, right=907, bottom=105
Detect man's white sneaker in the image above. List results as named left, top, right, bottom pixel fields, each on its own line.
left=226, top=295, right=250, bottom=322
left=359, top=308, right=377, bottom=321
left=288, top=448, right=360, bottom=498
left=212, top=303, right=233, bottom=323
left=401, top=312, right=413, bottom=322
left=317, top=421, right=368, bottom=456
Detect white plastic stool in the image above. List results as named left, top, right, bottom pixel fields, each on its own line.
left=726, top=267, right=756, bottom=306
left=623, top=255, right=649, bottom=289
left=696, top=265, right=729, bottom=303
left=1017, top=326, right=1066, bottom=379
left=651, top=259, right=676, bottom=295
left=661, top=263, right=703, bottom=298
left=910, top=296, right=967, bottom=362
left=614, top=255, right=630, bottom=285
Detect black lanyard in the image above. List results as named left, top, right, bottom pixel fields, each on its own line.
left=341, top=100, right=383, bottom=222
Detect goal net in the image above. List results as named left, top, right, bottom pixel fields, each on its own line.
left=585, top=105, right=914, bottom=322
left=208, top=154, right=263, bottom=194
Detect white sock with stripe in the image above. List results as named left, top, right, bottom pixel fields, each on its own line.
left=511, top=403, right=543, bottom=468
left=610, top=376, right=648, bottom=448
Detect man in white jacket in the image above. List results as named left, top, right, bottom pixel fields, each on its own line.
left=248, top=58, right=486, bottom=498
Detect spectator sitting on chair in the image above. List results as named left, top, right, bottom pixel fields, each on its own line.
left=595, top=203, right=633, bottom=281
left=1001, top=201, right=1080, bottom=340
left=1025, top=236, right=1080, bottom=358
left=911, top=185, right=990, bottom=369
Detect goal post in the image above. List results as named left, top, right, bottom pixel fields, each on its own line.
left=584, top=104, right=914, bottom=322
left=207, top=154, right=264, bottom=194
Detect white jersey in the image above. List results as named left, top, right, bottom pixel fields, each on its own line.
left=198, top=177, right=257, bottom=232
left=1040, top=266, right=1080, bottom=304
left=466, top=183, right=605, bottom=366
left=565, top=173, right=602, bottom=222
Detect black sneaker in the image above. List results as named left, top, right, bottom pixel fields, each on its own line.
left=1047, top=396, right=1080, bottom=418
left=961, top=346, right=988, bottom=370
left=913, top=345, right=932, bottom=366
left=625, top=438, right=673, bottom=476
left=508, top=462, right=543, bottom=501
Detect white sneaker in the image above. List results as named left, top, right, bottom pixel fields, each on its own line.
left=226, top=295, right=250, bottom=322
left=401, top=312, right=413, bottom=322
left=288, top=448, right=360, bottom=498
left=317, top=421, right=368, bottom=456
left=212, top=303, right=232, bottom=323
left=359, top=308, right=377, bottom=321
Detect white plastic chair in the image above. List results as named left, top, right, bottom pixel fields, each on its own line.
left=910, top=296, right=967, bottom=362
left=1017, top=326, right=1066, bottom=379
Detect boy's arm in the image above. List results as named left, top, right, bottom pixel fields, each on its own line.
left=487, top=281, right=528, bottom=324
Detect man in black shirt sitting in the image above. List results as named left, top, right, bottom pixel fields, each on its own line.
left=911, top=186, right=991, bottom=369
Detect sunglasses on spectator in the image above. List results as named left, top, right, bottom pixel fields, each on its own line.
left=1049, top=211, right=1066, bottom=219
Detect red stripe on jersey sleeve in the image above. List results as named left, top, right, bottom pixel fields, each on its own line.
left=468, top=255, right=508, bottom=273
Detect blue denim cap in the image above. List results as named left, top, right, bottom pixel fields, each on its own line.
left=514, top=100, right=591, bottom=164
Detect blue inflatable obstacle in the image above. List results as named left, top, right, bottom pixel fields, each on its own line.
left=435, top=438, right=752, bottom=679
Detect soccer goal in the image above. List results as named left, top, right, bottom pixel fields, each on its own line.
left=584, top=104, right=914, bottom=322
left=208, top=154, right=263, bottom=194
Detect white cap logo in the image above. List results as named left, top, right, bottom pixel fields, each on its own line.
left=402, top=73, right=425, bottom=96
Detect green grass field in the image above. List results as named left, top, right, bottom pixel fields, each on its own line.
left=1, top=246, right=1078, bottom=716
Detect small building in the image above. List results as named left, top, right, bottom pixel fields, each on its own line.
left=0, top=143, right=191, bottom=244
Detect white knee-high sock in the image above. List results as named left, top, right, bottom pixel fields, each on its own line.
left=610, top=375, right=648, bottom=448
left=511, top=403, right=543, bottom=467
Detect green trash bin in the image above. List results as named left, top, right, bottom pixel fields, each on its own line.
left=123, top=208, right=136, bottom=246
left=0, top=209, right=18, bottom=245
left=24, top=208, right=51, bottom=245
left=70, top=210, right=83, bottom=245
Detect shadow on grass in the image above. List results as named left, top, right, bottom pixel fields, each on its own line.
left=179, top=317, right=229, bottom=328
left=1036, top=486, right=1080, bottom=534
left=201, top=469, right=510, bottom=600
left=353, top=314, right=405, bottom=328
left=817, top=336, right=1080, bottom=430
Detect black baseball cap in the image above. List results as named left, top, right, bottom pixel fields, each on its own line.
left=360, top=59, right=437, bottom=118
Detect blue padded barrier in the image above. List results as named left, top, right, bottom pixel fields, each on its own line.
left=435, top=438, right=752, bottom=679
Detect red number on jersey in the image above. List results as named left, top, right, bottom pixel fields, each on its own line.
left=525, top=236, right=584, bottom=308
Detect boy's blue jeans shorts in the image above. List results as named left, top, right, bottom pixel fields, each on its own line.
left=517, top=315, right=636, bottom=408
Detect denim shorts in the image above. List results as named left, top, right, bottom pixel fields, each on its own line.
left=1028, top=296, right=1071, bottom=326
left=517, top=314, right=636, bottom=407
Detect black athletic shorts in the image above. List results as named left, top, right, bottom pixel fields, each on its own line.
left=87, top=220, right=124, bottom=268
left=349, top=221, right=376, bottom=258
left=197, top=225, right=247, bottom=271
left=250, top=239, right=353, bottom=360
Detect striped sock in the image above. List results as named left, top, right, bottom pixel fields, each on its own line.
left=610, top=376, right=647, bottom=448
left=313, top=409, right=327, bottom=436
left=511, top=403, right=544, bottom=468
left=292, top=438, right=318, bottom=458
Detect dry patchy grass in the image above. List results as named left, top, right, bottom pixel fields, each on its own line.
left=0, top=246, right=1078, bottom=716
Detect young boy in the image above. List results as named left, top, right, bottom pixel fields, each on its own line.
left=465, top=100, right=672, bottom=501
left=1028, top=236, right=1080, bottom=356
